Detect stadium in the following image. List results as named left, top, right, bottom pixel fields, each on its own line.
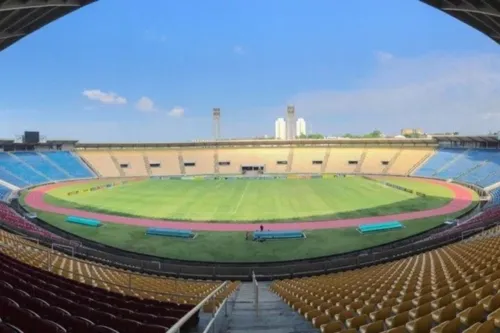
left=2, top=1, right=500, bottom=333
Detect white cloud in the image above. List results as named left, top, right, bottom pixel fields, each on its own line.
left=168, top=107, right=184, bottom=117
left=233, top=45, right=245, bottom=55
left=374, top=51, right=394, bottom=63
left=135, top=96, right=156, bottom=112
left=82, top=89, right=127, bottom=105
left=283, top=52, right=500, bottom=135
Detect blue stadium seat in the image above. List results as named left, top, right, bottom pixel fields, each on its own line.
left=414, top=148, right=500, bottom=188
left=13, top=152, right=69, bottom=181
left=41, top=151, right=95, bottom=179
left=0, top=153, right=49, bottom=185
left=0, top=151, right=96, bottom=188
left=413, top=148, right=466, bottom=177
left=0, top=184, right=10, bottom=200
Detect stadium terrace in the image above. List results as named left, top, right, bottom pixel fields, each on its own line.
left=2, top=0, right=500, bottom=332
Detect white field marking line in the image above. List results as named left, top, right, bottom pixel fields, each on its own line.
left=232, top=182, right=250, bottom=214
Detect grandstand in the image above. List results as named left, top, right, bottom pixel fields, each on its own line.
left=3, top=0, right=500, bottom=331
left=270, top=232, right=500, bottom=332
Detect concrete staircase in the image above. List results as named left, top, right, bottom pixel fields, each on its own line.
left=178, top=151, right=186, bottom=175
left=224, top=282, right=317, bottom=333
left=382, top=149, right=402, bottom=174
left=8, top=152, right=52, bottom=181
left=407, top=151, right=433, bottom=176
left=143, top=154, right=152, bottom=176
left=354, top=151, right=367, bottom=173
left=75, top=153, right=101, bottom=178
left=287, top=149, right=294, bottom=173
left=38, top=152, right=73, bottom=178
left=321, top=148, right=331, bottom=173
left=109, top=154, right=126, bottom=177
left=214, top=150, right=220, bottom=174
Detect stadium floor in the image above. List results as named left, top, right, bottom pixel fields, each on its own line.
left=24, top=178, right=473, bottom=231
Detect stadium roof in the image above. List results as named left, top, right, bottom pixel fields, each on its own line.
left=421, top=0, right=500, bottom=44
left=432, top=134, right=500, bottom=143
left=0, top=0, right=96, bottom=52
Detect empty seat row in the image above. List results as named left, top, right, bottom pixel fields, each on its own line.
left=271, top=230, right=500, bottom=333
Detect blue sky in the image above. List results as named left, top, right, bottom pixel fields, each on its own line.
left=1, top=0, right=500, bottom=142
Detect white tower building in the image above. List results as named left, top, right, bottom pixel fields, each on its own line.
left=275, top=118, right=286, bottom=140
left=296, top=118, right=306, bottom=137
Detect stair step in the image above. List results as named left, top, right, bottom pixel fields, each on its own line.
left=224, top=282, right=317, bottom=333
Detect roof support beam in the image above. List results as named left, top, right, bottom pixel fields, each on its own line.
left=442, top=6, right=500, bottom=19
left=0, top=31, right=24, bottom=40
left=0, top=0, right=82, bottom=13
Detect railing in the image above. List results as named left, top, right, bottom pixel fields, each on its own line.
left=252, top=271, right=259, bottom=317
left=166, top=281, right=229, bottom=333
left=201, top=286, right=233, bottom=333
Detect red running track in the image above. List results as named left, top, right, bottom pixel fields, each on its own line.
left=24, top=179, right=474, bottom=232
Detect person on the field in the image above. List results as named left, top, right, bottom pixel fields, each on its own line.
left=260, top=225, right=264, bottom=232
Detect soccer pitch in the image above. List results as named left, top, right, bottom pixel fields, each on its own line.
left=44, top=177, right=455, bottom=222
left=21, top=176, right=478, bottom=262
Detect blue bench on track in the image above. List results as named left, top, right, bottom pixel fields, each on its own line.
left=146, top=228, right=195, bottom=239
left=358, top=221, right=403, bottom=234
left=66, top=216, right=101, bottom=227
left=253, top=230, right=305, bottom=240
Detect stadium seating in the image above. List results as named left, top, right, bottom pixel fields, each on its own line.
left=78, top=151, right=122, bottom=178
left=0, top=251, right=198, bottom=332
left=0, top=229, right=238, bottom=306
left=182, top=149, right=216, bottom=175
left=0, top=152, right=49, bottom=185
left=413, top=148, right=467, bottom=178
left=387, top=148, right=434, bottom=176
left=0, top=203, right=58, bottom=239
left=270, top=231, right=500, bottom=333
left=143, top=150, right=182, bottom=176
left=217, top=148, right=290, bottom=174
left=42, top=151, right=95, bottom=179
left=0, top=184, right=10, bottom=200
left=484, top=188, right=500, bottom=209
left=291, top=148, right=326, bottom=173
left=111, top=151, right=148, bottom=177
left=414, top=148, right=500, bottom=188
left=0, top=152, right=94, bottom=189
left=13, top=152, right=70, bottom=181
left=324, top=148, right=365, bottom=174
left=360, top=148, right=399, bottom=174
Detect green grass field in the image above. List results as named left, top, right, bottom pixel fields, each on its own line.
left=21, top=176, right=479, bottom=262
left=44, top=177, right=455, bottom=222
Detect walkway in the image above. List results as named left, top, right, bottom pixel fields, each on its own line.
left=23, top=178, right=474, bottom=231
left=224, top=282, right=317, bottom=333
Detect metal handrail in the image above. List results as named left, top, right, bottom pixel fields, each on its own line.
left=166, top=281, right=229, bottom=333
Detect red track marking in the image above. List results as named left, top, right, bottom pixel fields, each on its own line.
left=24, top=178, right=474, bottom=232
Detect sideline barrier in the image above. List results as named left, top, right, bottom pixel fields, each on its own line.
left=253, top=230, right=305, bottom=240
left=146, top=227, right=195, bottom=239
left=358, top=221, right=403, bottom=234
left=66, top=216, right=101, bottom=227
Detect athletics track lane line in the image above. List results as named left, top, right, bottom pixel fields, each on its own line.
left=24, top=179, right=474, bottom=232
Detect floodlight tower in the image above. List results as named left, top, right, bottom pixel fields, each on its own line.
left=286, top=105, right=296, bottom=140
left=212, top=108, right=221, bottom=140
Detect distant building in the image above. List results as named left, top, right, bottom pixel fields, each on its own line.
left=286, top=105, right=296, bottom=140
left=275, top=118, right=286, bottom=140
left=296, top=118, right=306, bottom=137
left=401, top=128, right=424, bottom=136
